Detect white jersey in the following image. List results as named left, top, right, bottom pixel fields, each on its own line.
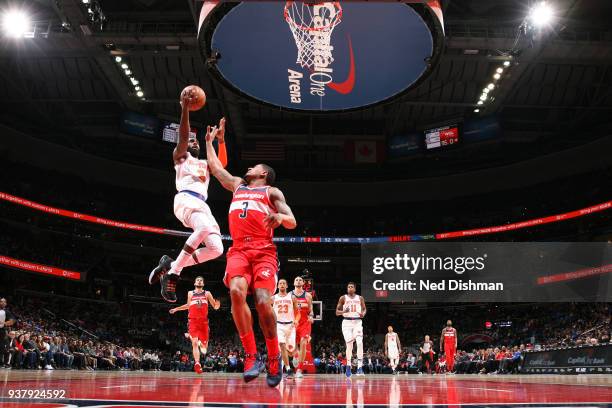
left=342, top=294, right=362, bottom=318
left=174, top=152, right=210, bottom=199
left=273, top=292, right=295, bottom=323
left=387, top=332, right=399, bottom=348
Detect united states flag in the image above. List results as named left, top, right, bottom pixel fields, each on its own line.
left=241, top=140, right=285, bottom=162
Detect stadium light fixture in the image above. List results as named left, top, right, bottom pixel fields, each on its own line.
left=496, top=67, right=504, bottom=74
left=134, top=86, right=141, bottom=91
left=474, top=109, right=480, bottom=113
left=130, top=78, right=138, bottom=85
left=82, top=0, right=90, bottom=3
left=115, top=56, right=122, bottom=63
left=483, top=88, right=490, bottom=94
left=529, top=1, right=554, bottom=28
left=493, top=73, right=501, bottom=80
left=503, top=61, right=511, bottom=67
left=2, top=9, right=30, bottom=38
left=136, top=91, right=144, bottom=97
left=477, top=101, right=484, bottom=105
left=479, top=94, right=487, bottom=101
left=487, top=83, right=495, bottom=90
left=124, top=69, right=131, bottom=75
left=121, top=63, right=128, bottom=69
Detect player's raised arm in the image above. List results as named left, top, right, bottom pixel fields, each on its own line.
left=215, top=117, right=228, bottom=169
left=173, top=90, right=193, bottom=163
left=264, top=188, right=297, bottom=230
left=206, top=291, right=221, bottom=310
left=170, top=291, right=193, bottom=314
left=335, top=295, right=346, bottom=316
left=359, top=295, right=367, bottom=318
left=205, top=122, right=243, bottom=192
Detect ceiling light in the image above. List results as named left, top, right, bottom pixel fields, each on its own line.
left=529, top=1, right=554, bottom=27
left=124, top=69, right=131, bottom=75
left=496, top=67, right=504, bottom=74
left=474, top=109, right=480, bottom=113
left=493, top=73, right=501, bottom=80
left=503, top=61, right=511, bottom=67
left=487, top=83, right=495, bottom=90
left=134, top=86, right=141, bottom=91
left=114, top=56, right=122, bottom=63
left=479, top=94, right=487, bottom=101
left=121, top=63, right=128, bottom=69
left=477, top=101, right=484, bottom=105
left=130, top=78, right=139, bottom=85
left=2, top=10, right=30, bottom=38
left=136, top=91, right=144, bottom=97
left=483, top=88, right=490, bottom=94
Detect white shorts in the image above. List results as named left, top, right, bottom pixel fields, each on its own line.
left=342, top=319, right=363, bottom=343
left=276, top=323, right=296, bottom=352
left=388, top=347, right=399, bottom=360
left=173, top=193, right=220, bottom=234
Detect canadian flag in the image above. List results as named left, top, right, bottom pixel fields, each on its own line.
left=355, top=141, right=377, bottom=163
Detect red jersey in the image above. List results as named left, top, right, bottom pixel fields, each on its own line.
left=293, top=290, right=310, bottom=326
left=229, top=185, right=277, bottom=248
left=442, top=327, right=457, bottom=345
left=188, top=290, right=209, bottom=320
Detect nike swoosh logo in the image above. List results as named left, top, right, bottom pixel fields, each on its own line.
left=327, top=36, right=355, bottom=94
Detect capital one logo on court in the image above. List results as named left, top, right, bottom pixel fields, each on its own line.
left=286, top=2, right=355, bottom=104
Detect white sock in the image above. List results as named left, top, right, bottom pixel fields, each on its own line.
left=356, top=338, right=364, bottom=368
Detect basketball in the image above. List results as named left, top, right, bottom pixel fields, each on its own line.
left=181, top=85, right=206, bottom=111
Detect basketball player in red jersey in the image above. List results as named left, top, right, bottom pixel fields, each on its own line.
left=148, top=88, right=228, bottom=302
left=169, top=276, right=220, bottom=374
left=205, top=125, right=297, bottom=387
left=440, top=319, right=457, bottom=373
left=292, top=276, right=313, bottom=378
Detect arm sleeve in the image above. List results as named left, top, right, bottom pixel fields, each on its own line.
left=217, top=142, right=228, bottom=168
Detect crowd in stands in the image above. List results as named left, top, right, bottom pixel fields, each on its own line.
left=1, top=290, right=609, bottom=375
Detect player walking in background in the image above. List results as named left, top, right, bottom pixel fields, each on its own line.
left=441, top=319, right=457, bottom=374
left=148, top=88, right=228, bottom=302
left=336, top=282, right=366, bottom=378
left=205, top=125, right=297, bottom=387
left=385, top=325, right=402, bottom=375
left=272, top=279, right=299, bottom=378
left=169, top=276, right=220, bottom=374
left=293, top=276, right=313, bottom=378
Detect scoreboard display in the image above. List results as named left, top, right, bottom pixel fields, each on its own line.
left=161, top=122, right=198, bottom=143
left=425, top=125, right=460, bottom=150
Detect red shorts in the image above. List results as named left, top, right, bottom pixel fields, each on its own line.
left=223, top=246, right=279, bottom=294
left=188, top=318, right=209, bottom=343
left=296, top=322, right=312, bottom=344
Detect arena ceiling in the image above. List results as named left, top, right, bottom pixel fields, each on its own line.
left=1, top=0, right=611, bottom=148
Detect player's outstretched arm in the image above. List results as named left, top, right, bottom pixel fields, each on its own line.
left=206, top=291, right=221, bottom=310
left=170, top=291, right=192, bottom=314
left=173, top=90, right=194, bottom=163
left=215, top=117, right=228, bottom=169
left=335, top=296, right=346, bottom=316
left=264, top=188, right=297, bottom=230
left=205, top=124, right=243, bottom=192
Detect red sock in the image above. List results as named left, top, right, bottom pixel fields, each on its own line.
left=240, top=331, right=257, bottom=357
left=265, top=337, right=280, bottom=358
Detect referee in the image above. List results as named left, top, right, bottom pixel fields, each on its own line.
left=0, top=298, right=17, bottom=341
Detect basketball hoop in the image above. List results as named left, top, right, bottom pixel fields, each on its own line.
left=284, top=1, right=342, bottom=69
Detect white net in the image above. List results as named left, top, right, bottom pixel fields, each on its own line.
left=284, top=2, right=342, bottom=69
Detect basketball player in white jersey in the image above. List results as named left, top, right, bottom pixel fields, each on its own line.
left=385, top=325, right=402, bottom=375
left=336, top=282, right=366, bottom=378
left=272, top=279, right=299, bottom=378
left=148, top=89, right=227, bottom=302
